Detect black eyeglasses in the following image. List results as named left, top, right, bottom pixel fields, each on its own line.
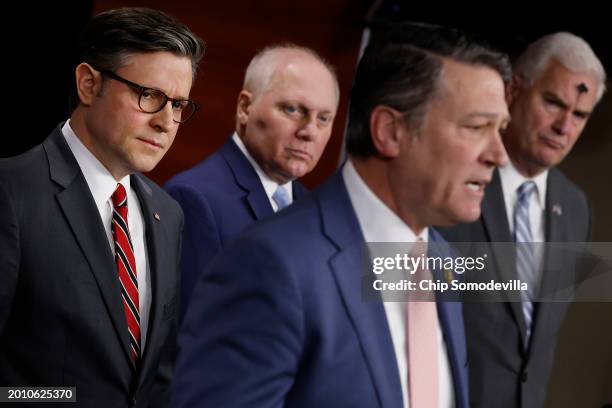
left=98, top=69, right=199, bottom=124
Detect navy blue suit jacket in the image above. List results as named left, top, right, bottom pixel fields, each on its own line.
left=165, top=138, right=308, bottom=318
left=172, top=172, right=469, bottom=408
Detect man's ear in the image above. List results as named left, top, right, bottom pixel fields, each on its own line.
left=506, top=73, right=524, bottom=106
left=75, top=63, right=102, bottom=106
left=236, top=90, right=253, bottom=126
left=369, top=105, right=404, bottom=159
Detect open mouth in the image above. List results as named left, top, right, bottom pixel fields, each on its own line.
left=465, top=180, right=487, bottom=192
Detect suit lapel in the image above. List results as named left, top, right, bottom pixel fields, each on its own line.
left=292, top=179, right=309, bottom=200
left=540, top=171, right=566, bottom=299
left=131, top=176, right=167, bottom=383
left=481, top=170, right=528, bottom=342
left=45, top=127, right=134, bottom=368
left=529, top=170, right=568, bottom=353
left=221, top=138, right=273, bottom=220
left=429, top=230, right=468, bottom=408
left=544, top=169, right=567, bottom=243
left=319, top=174, right=403, bottom=408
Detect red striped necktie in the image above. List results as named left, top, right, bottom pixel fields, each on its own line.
left=111, top=183, right=141, bottom=363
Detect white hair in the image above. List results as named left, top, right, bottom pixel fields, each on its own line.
left=514, top=32, right=607, bottom=102
left=242, top=43, right=339, bottom=102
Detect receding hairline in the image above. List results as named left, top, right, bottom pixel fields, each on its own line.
left=242, top=45, right=339, bottom=102
left=514, top=32, right=607, bottom=102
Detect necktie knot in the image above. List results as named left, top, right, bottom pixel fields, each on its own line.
left=112, top=183, right=128, bottom=209
left=517, top=181, right=536, bottom=204
left=409, top=238, right=427, bottom=259
left=272, top=185, right=291, bottom=211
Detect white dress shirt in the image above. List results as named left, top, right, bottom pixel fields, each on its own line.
left=62, top=120, right=152, bottom=350
left=232, top=132, right=293, bottom=212
left=343, top=160, right=455, bottom=408
left=499, top=160, right=548, bottom=291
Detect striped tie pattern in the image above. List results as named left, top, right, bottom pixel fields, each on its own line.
left=513, top=181, right=536, bottom=345
left=112, top=183, right=141, bottom=362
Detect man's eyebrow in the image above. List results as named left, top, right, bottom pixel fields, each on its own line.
left=543, top=91, right=592, bottom=118
left=282, top=100, right=336, bottom=115
left=462, top=112, right=509, bottom=120
left=543, top=92, right=570, bottom=110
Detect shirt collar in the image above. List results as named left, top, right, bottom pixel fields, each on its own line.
left=342, top=159, right=428, bottom=244
left=62, top=119, right=131, bottom=215
left=232, top=132, right=292, bottom=202
left=499, top=159, right=547, bottom=209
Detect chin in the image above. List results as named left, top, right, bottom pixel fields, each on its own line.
left=450, top=208, right=481, bottom=225
left=286, top=167, right=310, bottom=181
left=133, top=160, right=160, bottom=174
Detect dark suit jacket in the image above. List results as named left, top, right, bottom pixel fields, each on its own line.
left=0, top=125, right=183, bottom=408
left=172, top=172, right=469, bottom=408
left=164, top=138, right=308, bottom=319
left=438, top=167, right=592, bottom=408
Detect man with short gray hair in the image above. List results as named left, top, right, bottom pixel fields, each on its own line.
left=165, top=44, right=339, bottom=320
left=440, top=31, right=607, bottom=408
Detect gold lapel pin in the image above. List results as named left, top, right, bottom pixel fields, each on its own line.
left=444, top=269, right=453, bottom=283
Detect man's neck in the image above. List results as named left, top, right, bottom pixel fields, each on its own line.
left=508, top=153, right=547, bottom=179
left=351, top=157, right=426, bottom=235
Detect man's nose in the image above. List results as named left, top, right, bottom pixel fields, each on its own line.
left=552, top=111, right=573, bottom=136
left=296, top=115, right=317, bottom=141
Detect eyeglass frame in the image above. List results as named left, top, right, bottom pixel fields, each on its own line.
left=96, top=68, right=199, bottom=124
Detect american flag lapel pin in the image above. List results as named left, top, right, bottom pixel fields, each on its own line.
left=552, top=205, right=562, bottom=216
left=154, top=212, right=161, bottom=221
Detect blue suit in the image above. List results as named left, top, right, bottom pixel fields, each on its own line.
left=173, top=172, right=469, bottom=408
left=165, top=138, right=308, bottom=318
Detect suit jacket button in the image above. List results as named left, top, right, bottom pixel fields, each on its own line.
left=521, top=371, right=528, bottom=382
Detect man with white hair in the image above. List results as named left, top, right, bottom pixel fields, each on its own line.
left=440, top=32, right=607, bottom=408
left=165, top=44, right=339, bottom=319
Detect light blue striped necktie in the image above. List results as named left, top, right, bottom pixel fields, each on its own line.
left=272, top=185, right=291, bottom=211
left=514, top=181, right=537, bottom=346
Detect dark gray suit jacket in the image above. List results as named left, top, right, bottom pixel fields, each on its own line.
left=0, top=125, right=184, bottom=407
left=439, top=167, right=592, bottom=408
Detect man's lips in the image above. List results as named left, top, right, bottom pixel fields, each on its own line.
left=465, top=178, right=491, bottom=193
left=539, top=135, right=565, bottom=150
left=285, top=147, right=311, bottom=160
left=138, top=137, right=163, bottom=149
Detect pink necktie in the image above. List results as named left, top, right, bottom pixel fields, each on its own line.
left=406, top=239, right=439, bottom=407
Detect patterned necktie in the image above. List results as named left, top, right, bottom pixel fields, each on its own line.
left=111, top=183, right=141, bottom=362
left=406, top=239, right=439, bottom=407
left=272, top=185, right=291, bottom=211
left=514, top=181, right=537, bottom=345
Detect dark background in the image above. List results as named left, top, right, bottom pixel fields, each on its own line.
left=4, top=1, right=611, bottom=405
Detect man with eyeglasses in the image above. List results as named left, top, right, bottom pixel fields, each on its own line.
left=0, top=7, right=203, bottom=407
left=165, top=44, right=339, bottom=320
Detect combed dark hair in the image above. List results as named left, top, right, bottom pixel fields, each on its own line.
left=71, top=7, right=205, bottom=111
left=346, top=22, right=511, bottom=158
